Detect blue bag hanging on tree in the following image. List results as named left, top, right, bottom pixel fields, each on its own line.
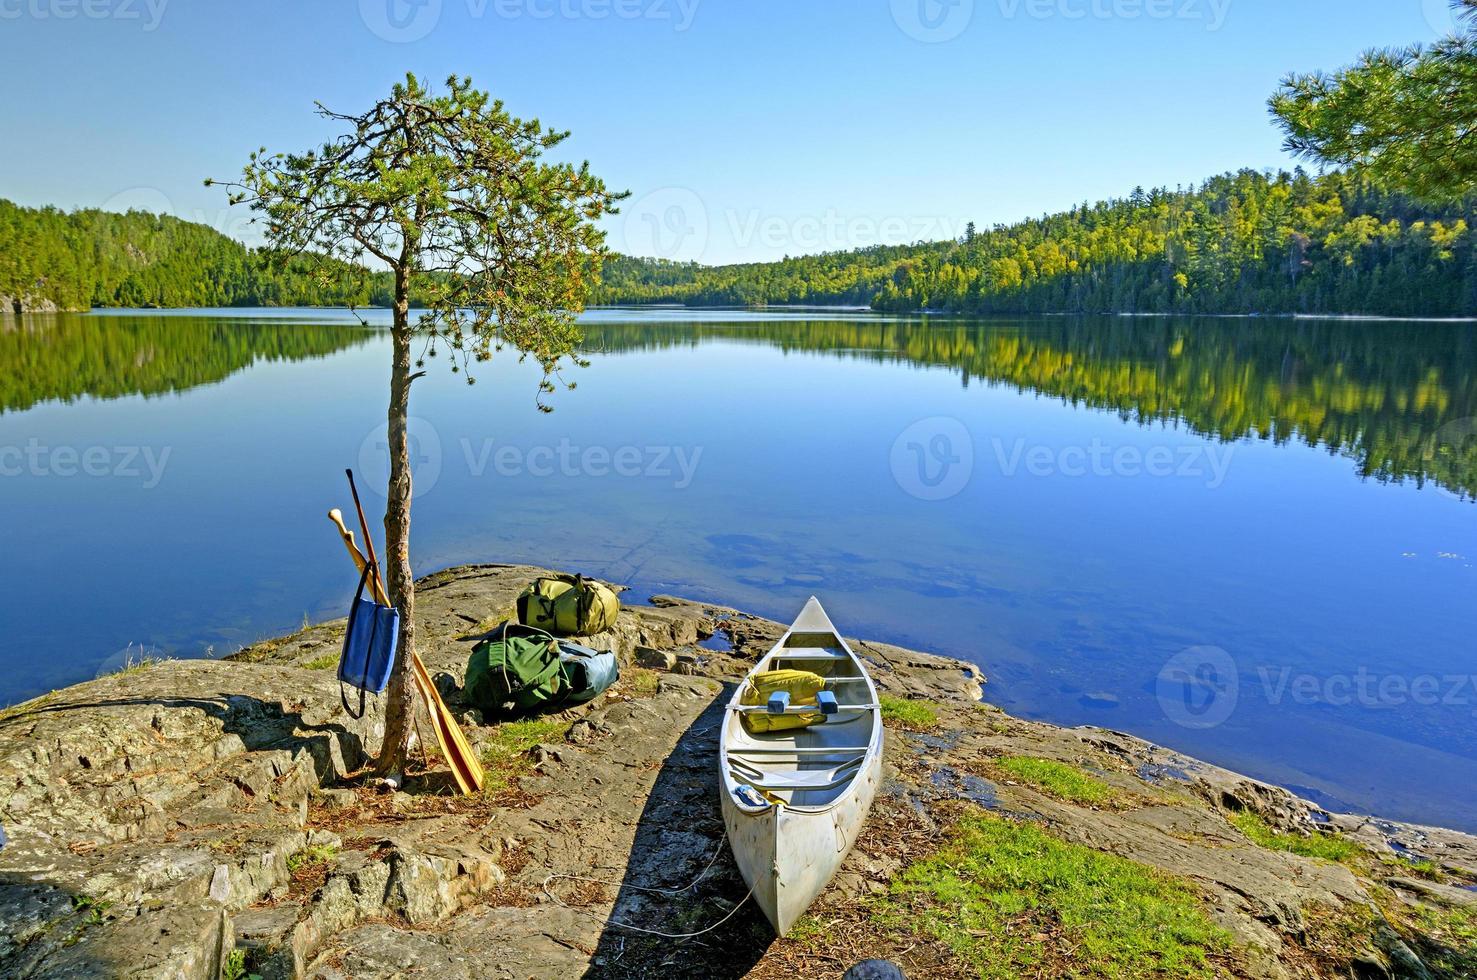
left=339, top=559, right=399, bottom=718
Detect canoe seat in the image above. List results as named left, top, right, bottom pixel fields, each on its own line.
left=729, top=754, right=865, bottom=792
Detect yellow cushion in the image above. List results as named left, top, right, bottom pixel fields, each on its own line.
left=741, top=669, right=825, bottom=733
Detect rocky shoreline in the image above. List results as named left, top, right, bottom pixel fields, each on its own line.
left=0, top=296, right=65, bottom=315
left=1, top=563, right=1473, bottom=978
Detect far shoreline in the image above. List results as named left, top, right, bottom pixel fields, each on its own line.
left=3, top=304, right=1475, bottom=324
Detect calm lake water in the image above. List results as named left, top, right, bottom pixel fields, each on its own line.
left=3, top=308, right=1475, bottom=830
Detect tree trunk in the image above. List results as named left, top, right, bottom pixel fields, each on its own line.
left=375, top=267, right=417, bottom=776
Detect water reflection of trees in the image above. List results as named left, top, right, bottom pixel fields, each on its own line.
left=0, top=314, right=372, bottom=413
left=581, top=317, right=1477, bottom=499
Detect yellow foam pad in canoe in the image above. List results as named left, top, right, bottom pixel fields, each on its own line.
left=741, top=669, right=825, bottom=733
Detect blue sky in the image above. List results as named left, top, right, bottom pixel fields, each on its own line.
left=0, top=0, right=1455, bottom=263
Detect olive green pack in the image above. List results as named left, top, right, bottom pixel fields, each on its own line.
left=515, top=574, right=620, bottom=637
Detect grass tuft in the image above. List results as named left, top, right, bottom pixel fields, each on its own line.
left=1407, top=902, right=1477, bottom=978
left=879, top=694, right=940, bottom=729
left=0, top=691, right=59, bottom=725
left=874, top=811, right=1231, bottom=979
left=994, top=756, right=1114, bottom=806
left=70, top=894, right=113, bottom=925
left=1228, top=811, right=1361, bottom=863
left=302, top=652, right=339, bottom=671
left=479, top=717, right=571, bottom=794
left=622, top=666, right=662, bottom=698
left=223, top=947, right=261, bottom=980
left=109, top=645, right=169, bottom=676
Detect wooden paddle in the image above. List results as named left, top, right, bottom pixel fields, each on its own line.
left=328, top=509, right=391, bottom=605
left=334, top=474, right=484, bottom=795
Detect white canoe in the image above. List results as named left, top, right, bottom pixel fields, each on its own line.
left=719, top=596, right=884, bottom=935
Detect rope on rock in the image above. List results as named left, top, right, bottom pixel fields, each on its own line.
left=541, top=841, right=753, bottom=939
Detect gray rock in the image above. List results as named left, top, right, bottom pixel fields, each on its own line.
left=673, top=652, right=708, bottom=676
left=0, top=294, right=62, bottom=314
left=564, top=719, right=609, bottom=745
left=1388, top=876, right=1477, bottom=908
left=634, top=646, right=677, bottom=670
left=313, top=788, right=358, bottom=812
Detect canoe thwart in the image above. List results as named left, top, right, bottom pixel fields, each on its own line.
left=729, top=746, right=870, bottom=755
left=731, top=703, right=878, bottom=715
left=816, top=691, right=838, bottom=715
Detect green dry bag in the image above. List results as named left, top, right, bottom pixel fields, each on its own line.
left=516, top=574, right=621, bottom=637
left=464, top=623, right=566, bottom=716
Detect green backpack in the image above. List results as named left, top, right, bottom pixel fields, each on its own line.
left=516, top=574, right=621, bottom=637
left=464, top=625, right=622, bottom=717
left=464, top=624, right=566, bottom=716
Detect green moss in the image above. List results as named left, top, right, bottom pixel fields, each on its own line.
left=995, top=756, right=1114, bottom=806
left=879, top=694, right=939, bottom=729
left=302, top=652, right=339, bottom=671
left=786, top=915, right=826, bottom=944
left=286, top=844, right=339, bottom=873
left=479, top=717, right=571, bottom=794
left=874, top=812, right=1231, bottom=979
left=453, top=606, right=518, bottom=640
left=1229, top=811, right=1361, bottom=864
left=231, top=623, right=324, bottom=664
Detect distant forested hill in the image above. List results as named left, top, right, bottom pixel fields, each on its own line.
left=594, top=170, right=1477, bottom=317
left=6, top=167, right=1475, bottom=316
left=0, top=199, right=385, bottom=311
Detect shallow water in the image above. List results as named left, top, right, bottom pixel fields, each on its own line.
left=2, top=307, right=1474, bottom=830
